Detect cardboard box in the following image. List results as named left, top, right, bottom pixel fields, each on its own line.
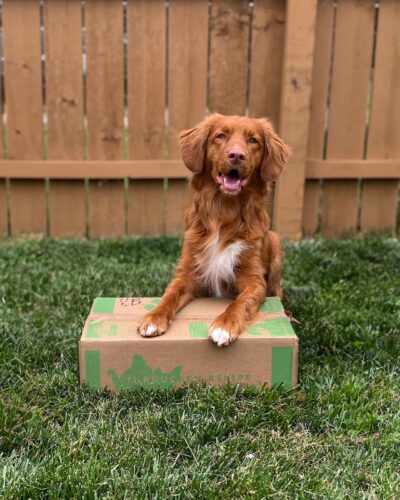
left=79, top=297, right=298, bottom=391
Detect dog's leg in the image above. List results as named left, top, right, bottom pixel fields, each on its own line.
left=137, top=274, right=194, bottom=337
left=209, top=276, right=266, bottom=347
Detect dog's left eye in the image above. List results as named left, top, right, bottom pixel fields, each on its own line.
left=249, top=137, right=258, bottom=144
left=216, top=133, right=226, bottom=140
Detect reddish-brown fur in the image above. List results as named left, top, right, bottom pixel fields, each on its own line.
left=137, top=114, right=290, bottom=346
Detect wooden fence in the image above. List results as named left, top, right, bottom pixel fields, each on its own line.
left=0, top=0, right=398, bottom=240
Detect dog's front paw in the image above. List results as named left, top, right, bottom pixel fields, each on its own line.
left=137, top=311, right=170, bottom=338
left=209, top=327, right=233, bottom=347
left=208, top=316, right=240, bottom=347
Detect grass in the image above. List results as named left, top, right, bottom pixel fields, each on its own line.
left=0, top=235, right=399, bottom=498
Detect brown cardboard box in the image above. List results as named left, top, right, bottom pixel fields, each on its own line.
left=79, top=297, right=298, bottom=391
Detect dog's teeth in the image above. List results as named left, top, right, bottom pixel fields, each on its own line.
left=145, top=324, right=157, bottom=336
left=210, top=328, right=231, bottom=347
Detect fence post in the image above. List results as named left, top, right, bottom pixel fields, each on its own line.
left=273, top=0, right=318, bottom=240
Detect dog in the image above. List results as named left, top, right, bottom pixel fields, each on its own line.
left=137, top=114, right=289, bottom=347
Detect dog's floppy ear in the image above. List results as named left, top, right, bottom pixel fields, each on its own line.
left=258, top=118, right=290, bottom=182
left=179, top=126, right=207, bottom=173
left=179, top=116, right=217, bottom=174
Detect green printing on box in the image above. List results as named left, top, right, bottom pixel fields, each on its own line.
left=246, top=317, right=295, bottom=337
left=189, top=322, right=208, bottom=338
left=85, top=351, right=101, bottom=389
left=92, top=298, right=116, bottom=314
left=86, top=321, right=119, bottom=339
left=271, top=346, right=293, bottom=388
left=144, top=298, right=161, bottom=311
left=260, top=297, right=284, bottom=313
left=108, top=354, right=182, bottom=389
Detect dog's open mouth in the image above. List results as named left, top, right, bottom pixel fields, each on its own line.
left=217, top=170, right=247, bottom=194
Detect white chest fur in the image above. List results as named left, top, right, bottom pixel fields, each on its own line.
left=198, top=235, right=246, bottom=297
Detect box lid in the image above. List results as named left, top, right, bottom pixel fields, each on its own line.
left=81, top=297, right=297, bottom=342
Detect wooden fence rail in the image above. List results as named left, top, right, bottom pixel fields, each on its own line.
left=0, top=0, right=399, bottom=239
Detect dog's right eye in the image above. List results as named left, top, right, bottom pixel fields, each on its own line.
left=216, top=133, right=226, bottom=140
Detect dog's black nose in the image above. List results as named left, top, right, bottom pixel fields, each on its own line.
left=228, top=148, right=246, bottom=162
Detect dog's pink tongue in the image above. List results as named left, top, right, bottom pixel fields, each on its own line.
left=223, top=176, right=241, bottom=190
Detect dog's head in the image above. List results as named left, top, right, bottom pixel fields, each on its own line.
left=180, top=114, right=290, bottom=195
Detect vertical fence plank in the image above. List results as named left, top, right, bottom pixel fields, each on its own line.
left=45, top=0, right=86, bottom=238
left=0, top=39, right=5, bottom=236
left=273, top=0, right=318, bottom=240
left=302, top=0, right=334, bottom=235
left=86, top=0, right=125, bottom=238
left=322, top=0, right=375, bottom=238
left=3, top=0, right=46, bottom=235
left=248, top=0, right=285, bottom=127
left=0, top=182, right=7, bottom=236
left=361, top=0, right=400, bottom=232
left=209, top=0, right=250, bottom=116
left=248, top=0, right=286, bottom=225
left=166, top=0, right=208, bottom=234
left=127, top=0, right=165, bottom=235
left=168, top=0, right=208, bottom=155
left=361, top=180, right=398, bottom=232
left=303, top=6, right=333, bottom=238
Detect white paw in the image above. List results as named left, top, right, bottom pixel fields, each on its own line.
left=144, top=324, right=157, bottom=337
left=210, top=328, right=231, bottom=347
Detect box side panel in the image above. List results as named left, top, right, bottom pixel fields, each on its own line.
left=86, top=338, right=275, bottom=391
left=79, top=337, right=298, bottom=391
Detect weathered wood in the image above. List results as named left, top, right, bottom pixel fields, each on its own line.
left=86, top=0, right=125, bottom=238
left=165, top=179, right=192, bottom=235
left=0, top=181, right=7, bottom=236
left=273, top=0, right=318, bottom=240
left=1, top=159, right=398, bottom=181
left=48, top=181, right=86, bottom=238
left=0, top=38, right=3, bottom=161
left=168, top=0, right=208, bottom=158
left=248, top=0, right=286, bottom=127
left=360, top=181, right=398, bottom=232
left=322, top=0, right=375, bottom=238
left=3, top=0, right=46, bottom=235
left=303, top=0, right=334, bottom=235
left=9, top=181, right=46, bottom=235
left=0, top=0, right=397, bottom=239
left=248, top=0, right=286, bottom=230
left=167, top=0, right=207, bottom=233
left=88, top=180, right=125, bottom=239
left=306, top=159, right=400, bottom=179
left=45, top=0, right=86, bottom=238
left=0, top=160, right=188, bottom=179
left=361, top=0, right=400, bottom=232
left=127, top=0, right=166, bottom=235
left=209, top=0, right=250, bottom=115
left=302, top=181, right=320, bottom=235
left=128, top=180, right=164, bottom=236
left=0, top=60, right=5, bottom=235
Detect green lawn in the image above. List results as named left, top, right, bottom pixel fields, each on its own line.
left=0, top=235, right=399, bottom=498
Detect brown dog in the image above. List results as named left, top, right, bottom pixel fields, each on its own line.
left=137, top=114, right=289, bottom=346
